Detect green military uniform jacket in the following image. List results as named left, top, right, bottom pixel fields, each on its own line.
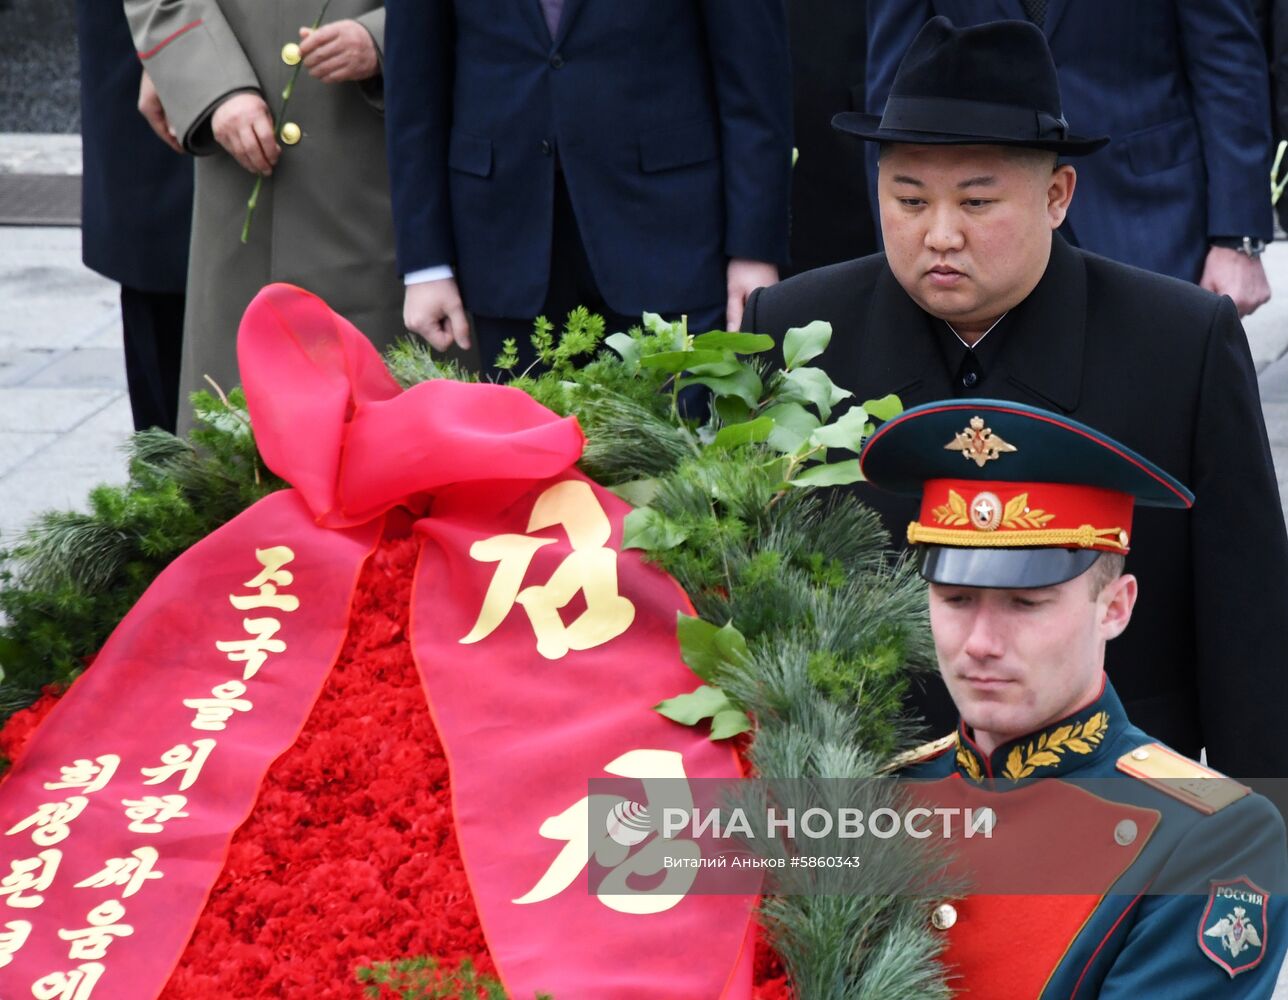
left=898, top=678, right=1288, bottom=997
left=124, top=0, right=405, bottom=432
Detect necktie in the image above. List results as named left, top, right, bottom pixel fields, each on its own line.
left=539, top=0, right=563, bottom=39
left=1021, top=0, right=1047, bottom=26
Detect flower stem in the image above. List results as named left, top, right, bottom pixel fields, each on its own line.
left=1273, top=140, right=1287, bottom=206
left=240, top=0, right=334, bottom=244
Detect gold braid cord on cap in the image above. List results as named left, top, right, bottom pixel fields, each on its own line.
left=906, top=523, right=1129, bottom=551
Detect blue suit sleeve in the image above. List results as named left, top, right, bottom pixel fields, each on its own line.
left=383, top=0, right=455, bottom=275
left=697, top=0, right=793, bottom=267
left=1176, top=0, right=1275, bottom=240
left=1098, top=796, right=1288, bottom=999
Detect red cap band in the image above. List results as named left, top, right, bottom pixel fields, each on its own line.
left=910, top=479, right=1133, bottom=552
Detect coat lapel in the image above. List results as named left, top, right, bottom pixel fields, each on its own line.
left=518, top=0, right=552, bottom=48
left=991, top=235, right=1086, bottom=413
left=552, top=0, right=586, bottom=48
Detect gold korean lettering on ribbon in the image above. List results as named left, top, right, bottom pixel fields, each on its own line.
left=461, top=480, right=636, bottom=659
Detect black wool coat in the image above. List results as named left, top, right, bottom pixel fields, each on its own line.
left=745, top=235, right=1288, bottom=785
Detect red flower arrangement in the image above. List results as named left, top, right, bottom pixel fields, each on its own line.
left=0, top=534, right=790, bottom=998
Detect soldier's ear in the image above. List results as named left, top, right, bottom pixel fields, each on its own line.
left=1098, top=572, right=1137, bottom=641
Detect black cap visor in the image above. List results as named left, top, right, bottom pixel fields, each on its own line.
left=918, top=545, right=1101, bottom=589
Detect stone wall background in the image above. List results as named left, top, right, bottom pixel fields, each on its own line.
left=0, top=0, right=80, bottom=133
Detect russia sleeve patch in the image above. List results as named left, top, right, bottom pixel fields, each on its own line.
left=1199, top=876, right=1269, bottom=978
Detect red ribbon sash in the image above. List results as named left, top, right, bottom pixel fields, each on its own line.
left=0, top=284, right=754, bottom=998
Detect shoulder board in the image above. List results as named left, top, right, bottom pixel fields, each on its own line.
left=1115, top=742, right=1250, bottom=815
left=879, top=733, right=957, bottom=774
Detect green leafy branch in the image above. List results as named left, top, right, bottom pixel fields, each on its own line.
left=605, top=316, right=906, bottom=741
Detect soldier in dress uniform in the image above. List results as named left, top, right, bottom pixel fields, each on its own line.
left=862, top=398, right=1288, bottom=997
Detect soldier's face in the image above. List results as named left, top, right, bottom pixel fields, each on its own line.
left=878, top=144, right=1076, bottom=340
left=928, top=570, right=1136, bottom=754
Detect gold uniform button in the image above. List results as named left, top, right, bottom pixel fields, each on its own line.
left=281, top=42, right=302, bottom=66
left=1114, top=820, right=1139, bottom=846
left=931, top=903, right=958, bottom=931
left=280, top=122, right=302, bottom=145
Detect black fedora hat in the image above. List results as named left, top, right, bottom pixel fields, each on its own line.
left=833, top=16, right=1107, bottom=155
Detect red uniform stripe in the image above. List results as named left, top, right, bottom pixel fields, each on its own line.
left=138, top=19, right=204, bottom=60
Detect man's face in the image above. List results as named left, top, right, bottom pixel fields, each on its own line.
left=877, top=144, right=1075, bottom=336
left=928, top=569, right=1135, bottom=751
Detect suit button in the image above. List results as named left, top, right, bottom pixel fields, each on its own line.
left=1114, top=820, right=1138, bottom=846
left=962, top=370, right=978, bottom=389
left=550, top=52, right=564, bottom=68
left=281, top=42, right=302, bottom=66
left=540, top=139, right=553, bottom=156
left=931, top=903, right=957, bottom=930
left=280, top=122, right=302, bottom=145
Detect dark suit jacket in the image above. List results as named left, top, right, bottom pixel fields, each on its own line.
left=786, top=0, right=877, bottom=275
left=383, top=0, right=792, bottom=319
left=865, top=0, right=1274, bottom=282
left=745, top=236, right=1288, bottom=781
left=74, top=0, right=192, bottom=294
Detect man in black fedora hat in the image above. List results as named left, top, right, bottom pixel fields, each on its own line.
left=867, top=0, right=1273, bottom=317
left=744, top=17, right=1288, bottom=799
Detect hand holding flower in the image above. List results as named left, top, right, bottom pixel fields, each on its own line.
left=299, top=20, right=379, bottom=83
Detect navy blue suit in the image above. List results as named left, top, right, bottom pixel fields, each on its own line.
left=74, top=0, right=193, bottom=432
left=866, top=0, right=1274, bottom=282
left=383, top=0, right=793, bottom=321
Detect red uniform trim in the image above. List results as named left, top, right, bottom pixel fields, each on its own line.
left=1068, top=891, right=1145, bottom=998
left=138, top=19, right=204, bottom=60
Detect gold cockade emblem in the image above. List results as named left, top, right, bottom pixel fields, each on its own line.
left=932, top=490, right=1056, bottom=531
left=945, top=416, right=1017, bottom=467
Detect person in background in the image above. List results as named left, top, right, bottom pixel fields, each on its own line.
left=124, top=0, right=405, bottom=433
left=744, top=17, right=1288, bottom=795
left=383, top=0, right=793, bottom=372
left=785, top=0, right=877, bottom=275
left=867, top=0, right=1274, bottom=317
left=74, top=0, right=192, bottom=433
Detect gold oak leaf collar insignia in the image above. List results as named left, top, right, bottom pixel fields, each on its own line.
left=1002, top=711, right=1110, bottom=780
left=954, top=711, right=1112, bottom=783
left=945, top=416, right=1017, bottom=467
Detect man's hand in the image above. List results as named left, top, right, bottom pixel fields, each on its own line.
left=1199, top=245, right=1271, bottom=318
left=137, top=70, right=183, bottom=154
left=404, top=278, right=471, bottom=351
left=299, top=21, right=379, bottom=83
left=726, top=258, right=779, bottom=331
left=211, top=92, right=280, bottom=175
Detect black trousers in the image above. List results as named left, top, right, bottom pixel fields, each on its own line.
left=472, top=172, right=722, bottom=375
left=120, top=286, right=184, bottom=434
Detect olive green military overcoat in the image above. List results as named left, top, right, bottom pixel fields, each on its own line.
left=124, top=0, right=404, bottom=431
